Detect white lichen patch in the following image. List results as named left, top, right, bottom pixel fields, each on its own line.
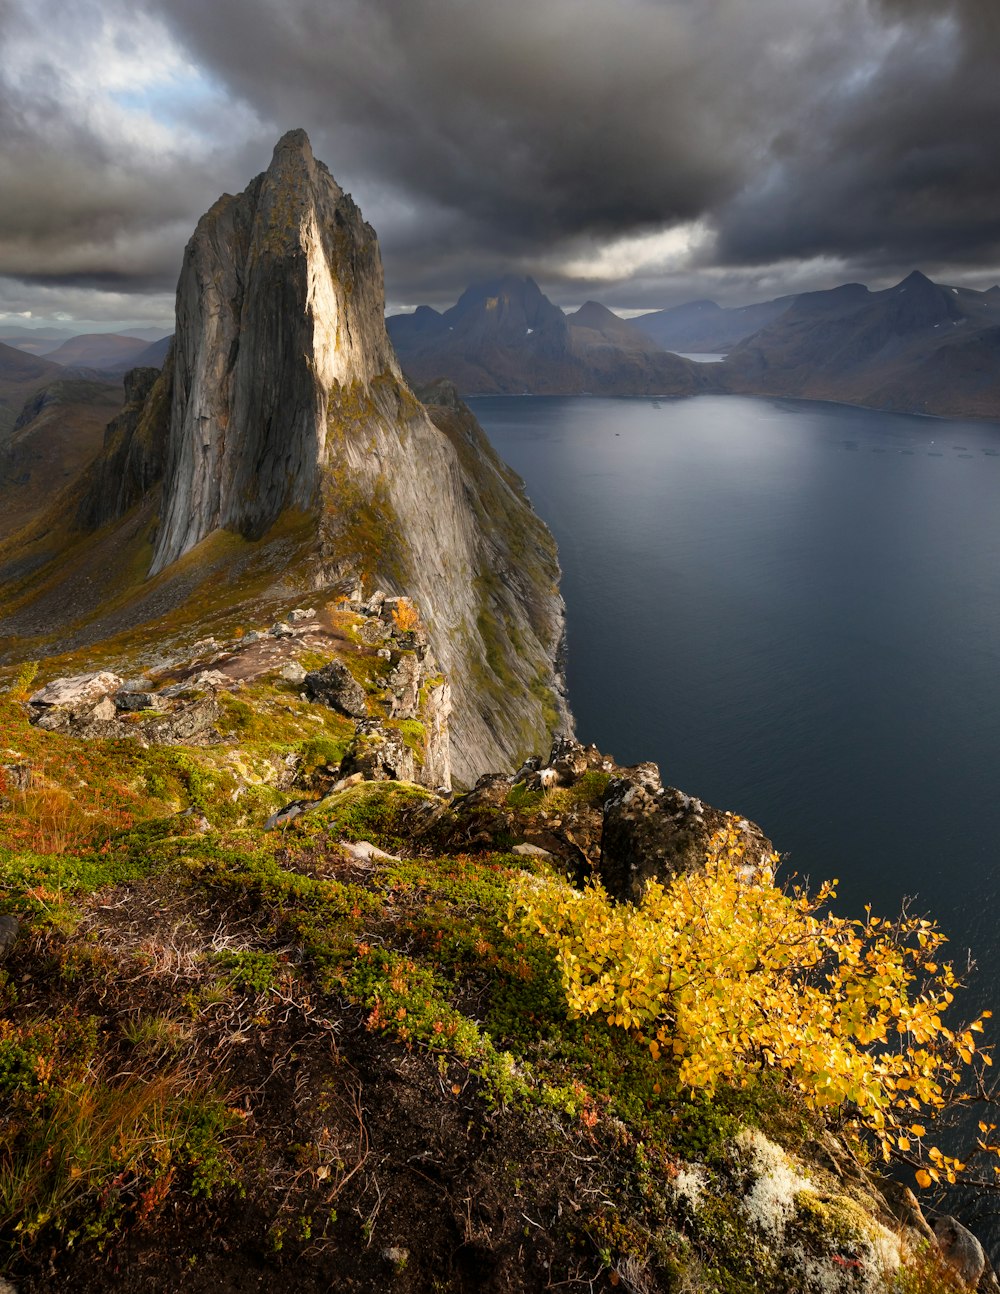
left=737, top=1127, right=812, bottom=1241
left=735, top=1128, right=903, bottom=1293
left=671, top=1163, right=709, bottom=1213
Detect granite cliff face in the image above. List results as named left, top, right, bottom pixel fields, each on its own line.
left=67, top=131, right=568, bottom=787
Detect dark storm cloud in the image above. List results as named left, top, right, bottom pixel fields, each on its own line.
left=2, top=0, right=999, bottom=321
left=712, top=0, right=1000, bottom=279
left=0, top=0, right=268, bottom=320
left=146, top=0, right=1000, bottom=305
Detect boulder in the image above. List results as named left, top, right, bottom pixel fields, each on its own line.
left=280, top=662, right=307, bottom=684
left=339, top=839, right=400, bottom=863
left=341, top=721, right=416, bottom=783
left=361, top=591, right=387, bottom=617
left=0, top=763, right=31, bottom=792
left=599, top=762, right=772, bottom=903
left=0, top=914, right=20, bottom=960
left=29, top=671, right=124, bottom=709
left=305, top=661, right=369, bottom=719
left=359, top=618, right=392, bottom=646
left=264, top=801, right=310, bottom=830
left=114, top=690, right=158, bottom=712
left=512, top=842, right=552, bottom=858
left=191, top=670, right=231, bottom=689
left=287, top=607, right=316, bottom=624
left=143, top=698, right=221, bottom=745
left=928, top=1214, right=985, bottom=1288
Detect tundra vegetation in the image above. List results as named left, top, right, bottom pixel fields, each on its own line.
left=0, top=632, right=997, bottom=1293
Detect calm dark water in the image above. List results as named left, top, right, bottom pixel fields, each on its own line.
left=471, top=394, right=1000, bottom=1018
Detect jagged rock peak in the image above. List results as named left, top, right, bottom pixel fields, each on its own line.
left=151, top=128, right=400, bottom=574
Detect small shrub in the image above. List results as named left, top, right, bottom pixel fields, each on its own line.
left=391, top=600, right=420, bottom=634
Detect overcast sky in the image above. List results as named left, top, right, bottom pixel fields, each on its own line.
left=2, top=0, right=999, bottom=332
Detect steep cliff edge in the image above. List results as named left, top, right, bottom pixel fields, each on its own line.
left=0, top=132, right=568, bottom=786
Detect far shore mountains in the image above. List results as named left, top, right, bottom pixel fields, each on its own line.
left=6, top=266, right=999, bottom=421
left=387, top=270, right=1000, bottom=420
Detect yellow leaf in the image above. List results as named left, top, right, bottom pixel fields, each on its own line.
left=915, top=1169, right=932, bottom=1189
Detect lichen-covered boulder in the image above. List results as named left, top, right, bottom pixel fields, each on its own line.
left=341, top=721, right=416, bottom=783
left=29, top=671, right=124, bottom=710
left=599, top=762, right=772, bottom=903
left=305, top=661, right=369, bottom=719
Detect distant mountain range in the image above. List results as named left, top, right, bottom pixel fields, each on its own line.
left=717, top=271, right=1000, bottom=418
left=389, top=271, right=1000, bottom=419
left=387, top=276, right=705, bottom=396
left=0, top=329, right=171, bottom=371
left=0, top=341, right=123, bottom=538
left=631, top=296, right=793, bottom=352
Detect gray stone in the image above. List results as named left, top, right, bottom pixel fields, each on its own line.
left=271, top=622, right=295, bottom=639
left=89, top=696, right=117, bottom=722
left=280, top=662, right=308, bottom=684
left=512, top=843, right=552, bottom=858
left=305, top=661, right=368, bottom=719
left=359, top=618, right=392, bottom=646
left=287, top=607, right=316, bottom=623
left=144, top=698, right=221, bottom=745
left=928, top=1214, right=985, bottom=1287
left=599, top=763, right=772, bottom=903
left=29, top=671, right=124, bottom=709
left=387, top=652, right=422, bottom=719
left=0, top=914, right=20, bottom=959
left=264, top=802, right=309, bottom=830
left=0, top=763, right=31, bottom=792
left=341, top=721, right=416, bottom=783
left=339, top=840, right=399, bottom=863
left=114, top=690, right=158, bottom=712
left=191, top=670, right=231, bottom=689
left=362, top=591, right=387, bottom=617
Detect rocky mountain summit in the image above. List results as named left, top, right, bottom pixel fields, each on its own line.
left=0, top=131, right=568, bottom=787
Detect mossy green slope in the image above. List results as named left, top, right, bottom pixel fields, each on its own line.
left=0, top=668, right=969, bottom=1293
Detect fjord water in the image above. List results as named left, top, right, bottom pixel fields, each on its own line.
left=471, top=394, right=1000, bottom=1015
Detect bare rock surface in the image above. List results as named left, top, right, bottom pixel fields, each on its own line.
left=304, top=660, right=369, bottom=719
left=600, top=764, right=773, bottom=903
left=29, top=671, right=124, bottom=708
left=928, top=1213, right=986, bottom=1287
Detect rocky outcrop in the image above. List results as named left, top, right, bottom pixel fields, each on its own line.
left=28, top=678, right=222, bottom=747
left=305, top=660, right=369, bottom=719
left=599, top=764, right=773, bottom=903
